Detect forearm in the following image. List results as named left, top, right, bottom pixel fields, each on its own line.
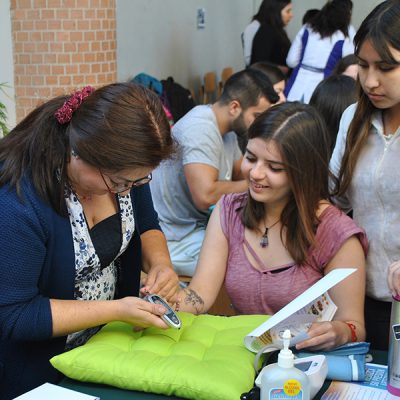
left=177, top=287, right=207, bottom=315
left=194, top=180, right=247, bottom=210
left=51, top=296, right=170, bottom=336
left=140, top=229, right=179, bottom=300
left=50, top=298, right=121, bottom=337
left=140, top=229, right=174, bottom=273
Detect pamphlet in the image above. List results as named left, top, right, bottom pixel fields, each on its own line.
left=244, top=268, right=356, bottom=352
left=321, top=363, right=397, bottom=399
left=14, top=382, right=100, bottom=400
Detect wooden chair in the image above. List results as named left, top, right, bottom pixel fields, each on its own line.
left=218, top=67, right=234, bottom=96
left=199, top=71, right=217, bottom=104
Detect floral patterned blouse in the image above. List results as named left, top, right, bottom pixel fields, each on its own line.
left=64, top=189, right=135, bottom=349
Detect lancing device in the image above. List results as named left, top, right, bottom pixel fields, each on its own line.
left=144, top=294, right=182, bottom=329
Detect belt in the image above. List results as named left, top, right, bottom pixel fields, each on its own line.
left=300, top=63, right=325, bottom=73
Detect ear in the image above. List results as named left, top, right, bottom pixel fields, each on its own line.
left=228, top=100, right=242, bottom=118
left=71, top=149, right=79, bottom=158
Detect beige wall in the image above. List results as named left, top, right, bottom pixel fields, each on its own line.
left=116, top=0, right=258, bottom=98
left=116, top=0, right=383, bottom=98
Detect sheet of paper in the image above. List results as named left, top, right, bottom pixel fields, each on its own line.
left=14, top=382, right=99, bottom=400
left=321, top=364, right=396, bottom=400
left=244, top=268, right=355, bottom=352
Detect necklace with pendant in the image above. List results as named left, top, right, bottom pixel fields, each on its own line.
left=260, top=219, right=280, bottom=248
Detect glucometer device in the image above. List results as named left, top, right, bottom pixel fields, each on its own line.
left=255, top=354, right=327, bottom=399
left=144, top=294, right=182, bottom=329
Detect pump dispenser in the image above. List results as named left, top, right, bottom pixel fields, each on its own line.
left=260, top=329, right=310, bottom=400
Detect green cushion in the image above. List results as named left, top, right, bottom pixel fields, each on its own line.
left=51, top=312, right=268, bottom=400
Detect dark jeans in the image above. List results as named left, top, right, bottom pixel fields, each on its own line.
left=365, top=296, right=392, bottom=351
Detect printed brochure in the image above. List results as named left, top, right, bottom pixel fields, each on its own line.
left=244, top=268, right=356, bottom=352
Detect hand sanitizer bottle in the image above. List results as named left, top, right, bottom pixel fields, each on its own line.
left=260, top=329, right=310, bottom=400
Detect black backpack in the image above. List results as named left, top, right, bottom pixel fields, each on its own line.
left=161, top=77, right=196, bottom=123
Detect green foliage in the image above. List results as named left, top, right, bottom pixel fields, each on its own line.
left=0, top=82, right=9, bottom=136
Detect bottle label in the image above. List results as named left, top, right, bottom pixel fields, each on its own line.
left=269, top=387, right=303, bottom=399
left=284, top=379, right=302, bottom=396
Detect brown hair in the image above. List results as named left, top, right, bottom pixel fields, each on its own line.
left=242, top=102, right=332, bottom=263
left=336, top=0, right=400, bottom=197
left=0, top=82, right=174, bottom=214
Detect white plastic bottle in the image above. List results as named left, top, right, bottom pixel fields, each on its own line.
left=260, top=329, right=310, bottom=400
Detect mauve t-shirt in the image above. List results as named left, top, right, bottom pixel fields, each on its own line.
left=220, top=193, right=368, bottom=315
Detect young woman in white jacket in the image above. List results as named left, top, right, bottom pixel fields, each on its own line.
left=330, top=0, right=400, bottom=351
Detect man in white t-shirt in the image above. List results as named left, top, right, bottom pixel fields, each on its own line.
left=150, top=69, right=278, bottom=276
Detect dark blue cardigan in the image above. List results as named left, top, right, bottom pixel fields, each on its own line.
left=0, top=177, right=161, bottom=399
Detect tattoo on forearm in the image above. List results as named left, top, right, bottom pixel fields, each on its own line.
left=183, top=288, right=205, bottom=314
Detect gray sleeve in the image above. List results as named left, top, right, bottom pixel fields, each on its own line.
left=180, top=122, right=222, bottom=169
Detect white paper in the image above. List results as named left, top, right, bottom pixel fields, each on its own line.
left=14, top=382, right=99, bottom=400
left=321, top=363, right=396, bottom=400
left=321, top=381, right=397, bottom=399
left=244, top=268, right=356, bottom=352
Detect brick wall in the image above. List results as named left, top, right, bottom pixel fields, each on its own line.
left=11, top=0, right=117, bottom=121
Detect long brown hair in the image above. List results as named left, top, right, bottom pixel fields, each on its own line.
left=336, top=0, right=400, bottom=197
left=0, top=82, right=174, bottom=214
left=242, top=102, right=332, bottom=264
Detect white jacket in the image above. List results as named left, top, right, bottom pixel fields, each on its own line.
left=330, top=103, right=400, bottom=301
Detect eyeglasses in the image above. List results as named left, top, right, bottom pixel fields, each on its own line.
left=99, top=170, right=152, bottom=194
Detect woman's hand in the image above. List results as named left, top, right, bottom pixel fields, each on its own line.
left=140, top=264, right=180, bottom=302
left=118, top=296, right=169, bottom=330
left=388, top=260, right=400, bottom=297
left=295, top=321, right=350, bottom=351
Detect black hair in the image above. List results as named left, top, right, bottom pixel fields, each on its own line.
left=302, top=9, right=319, bottom=25
left=310, top=74, right=357, bottom=156
left=218, top=69, right=279, bottom=108
left=253, top=0, right=291, bottom=30
left=250, top=61, right=286, bottom=85
left=309, top=0, right=353, bottom=38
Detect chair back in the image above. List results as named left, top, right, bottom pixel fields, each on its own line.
left=218, top=67, right=234, bottom=95
left=200, top=71, right=217, bottom=104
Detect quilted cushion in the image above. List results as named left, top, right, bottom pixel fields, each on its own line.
left=51, top=312, right=268, bottom=400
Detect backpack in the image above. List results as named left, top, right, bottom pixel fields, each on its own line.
left=161, top=77, right=196, bottom=123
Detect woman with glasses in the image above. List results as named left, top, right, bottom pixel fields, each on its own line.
left=0, top=82, right=179, bottom=399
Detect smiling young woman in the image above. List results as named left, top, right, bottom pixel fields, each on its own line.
left=175, top=102, right=367, bottom=353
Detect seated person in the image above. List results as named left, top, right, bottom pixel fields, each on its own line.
left=331, top=54, right=358, bottom=80
left=150, top=69, right=278, bottom=277
left=176, top=102, right=367, bottom=351
left=250, top=61, right=287, bottom=105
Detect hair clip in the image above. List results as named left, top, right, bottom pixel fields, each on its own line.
left=55, top=85, right=95, bottom=124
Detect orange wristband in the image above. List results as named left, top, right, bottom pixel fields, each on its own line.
left=345, top=322, right=357, bottom=342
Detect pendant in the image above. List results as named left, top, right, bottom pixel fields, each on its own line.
left=260, top=228, right=269, bottom=248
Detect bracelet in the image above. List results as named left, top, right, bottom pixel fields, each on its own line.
left=345, top=322, right=357, bottom=342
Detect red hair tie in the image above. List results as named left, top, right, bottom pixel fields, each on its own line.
left=55, top=85, right=95, bottom=124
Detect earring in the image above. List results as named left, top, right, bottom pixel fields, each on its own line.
left=71, top=149, right=78, bottom=158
